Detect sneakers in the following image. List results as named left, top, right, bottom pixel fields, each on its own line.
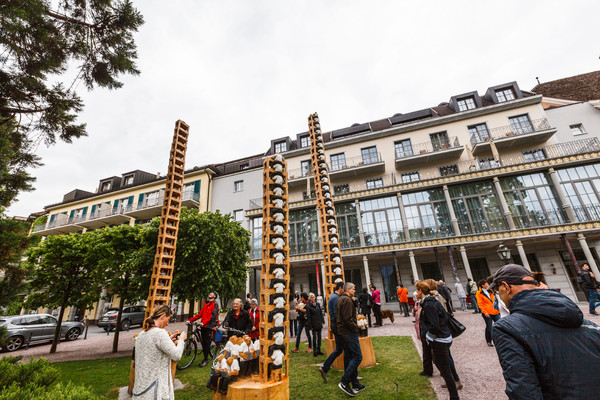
left=442, top=381, right=463, bottom=390
left=353, top=383, right=366, bottom=393
left=319, top=366, right=328, bottom=383
left=419, top=371, right=433, bottom=377
left=338, top=382, right=356, bottom=397
left=291, top=347, right=299, bottom=353
left=306, top=347, right=312, bottom=353
left=198, top=359, right=209, bottom=368
left=487, top=341, right=494, bottom=347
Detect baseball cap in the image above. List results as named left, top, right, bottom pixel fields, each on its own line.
left=488, top=264, right=534, bottom=290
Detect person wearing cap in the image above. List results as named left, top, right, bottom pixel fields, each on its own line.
left=491, top=264, right=600, bottom=399
left=475, top=279, right=500, bottom=347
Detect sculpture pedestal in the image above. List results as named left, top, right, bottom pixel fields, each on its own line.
left=324, top=335, right=376, bottom=370
left=212, top=377, right=289, bottom=400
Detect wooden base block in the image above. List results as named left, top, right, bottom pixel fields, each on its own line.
left=212, top=377, right=289, bottom=400
left=324, top=335, right=376, bottom=370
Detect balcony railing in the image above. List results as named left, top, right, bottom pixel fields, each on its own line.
left=288, top=153, right=383, bottom=181
left=512, top=208, right=568, bottom=229
left=573, top=203, right=600, bottom=222
left=395, top=137, right=460, bottom=159
left=471, top=118, right=552, bottom=145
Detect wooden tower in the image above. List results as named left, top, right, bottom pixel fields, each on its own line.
left=145, top=120, right=189, bottom=317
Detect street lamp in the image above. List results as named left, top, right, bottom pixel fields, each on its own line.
left=496, top=243, right=511, bottom=265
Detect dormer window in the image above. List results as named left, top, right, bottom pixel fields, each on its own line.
left=101, top=181, right=112, bottom=191
left=495, top=88, right=516, bottom=102
left=457, top=97, right=476, bottom=111
left=300, top=134, right=310, bottom=148
left=124, top=175, right=134, bottom=185
left=274, top=141, right=287, bottom=153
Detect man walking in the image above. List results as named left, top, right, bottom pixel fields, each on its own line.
left=397, top=284, right=409, bottom=317
left=454, top=279, right=467, bottom=312
left=466, top=278, right=480, bottom=313
left=490, top=264, right=600, bottom=399
left=580, top=263, right=600, bottom=315
left=337, top=282, right=364, bottom=397
left=319, top=282, right=344, bottom=382
left=369, top=284, right=382, bottom=326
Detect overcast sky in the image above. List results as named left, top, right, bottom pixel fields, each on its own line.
left=7, top=0, right=600, bottom=217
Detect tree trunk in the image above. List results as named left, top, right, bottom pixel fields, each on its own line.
left=113, top=297, right=125, bottom=353
left=50, top=306, right=66, bottom=354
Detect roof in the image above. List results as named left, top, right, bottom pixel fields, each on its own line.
left=531, top=70, right=600, bottom=102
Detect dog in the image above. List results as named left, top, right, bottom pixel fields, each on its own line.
left=380, top=309, right=395, bottom=324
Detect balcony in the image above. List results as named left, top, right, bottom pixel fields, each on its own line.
left=288, top=153, right=385, bottom=187
left=395, top=137, right=463, bottom=169
left=511, top=208, right=568, bottom=229
left=471, top=118, right=555, bottom=156
left=33, top=214, right=87, bottom=235
left=78, top=206, right=131, bottom=229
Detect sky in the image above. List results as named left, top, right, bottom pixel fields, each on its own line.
left=7, top=0, right=600, bottom=217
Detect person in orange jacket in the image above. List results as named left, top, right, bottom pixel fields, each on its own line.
left=475, top=279, right=500, bottom=347
left=397, top=284, right=410, bottom=317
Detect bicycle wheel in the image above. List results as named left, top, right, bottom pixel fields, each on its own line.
left=211, top=341, right=223, bottom=358
left=176, top=338, right=197, bottom=370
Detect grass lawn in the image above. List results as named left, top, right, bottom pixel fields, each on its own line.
left=52, top=336, right=435, bottom=400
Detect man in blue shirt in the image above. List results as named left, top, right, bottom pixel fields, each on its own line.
left=319, top=281, right=345, bottom=382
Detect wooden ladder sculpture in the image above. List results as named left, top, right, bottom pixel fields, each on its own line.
left=308, top=113, right=376, bottom=369
left=129, top=120, right=189, bottom=395
left=212, top=154, right=291, bottom=399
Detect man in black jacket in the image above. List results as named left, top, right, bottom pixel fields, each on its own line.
left=437, top=280, right=454, bottom=314
left=336, top=282, right=364, bottom=397
left=490, top=264, right=600, bottom=399
left=580, top=263, right=600, bottom=315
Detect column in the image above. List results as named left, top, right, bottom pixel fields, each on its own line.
left=548, top=168, right=577, bottom=223
left=397, top=193, right=411, bottom=240
left=245, top=270, right=251, bottom=295
left=459, top=246, right=474, bottom=280
left=320, top=261, right=327, bottom=297
left=443, top=185, right=460, bottom=235
left=392, top=251, right=401, bottom=284
left=362, top=255, right=371, bottom=286
left=561, top=234, right=581, bottom=274
left=355, top=199, right=366, bottom=247
left=409, top=251, right=419, bottom=282
left=577, top=234, right=600, bottom=278
left=515, top=240, right=531, bottom=271
left=446, top=247, right=459, bottom=282
left=493, top=177, right=516, bottom=230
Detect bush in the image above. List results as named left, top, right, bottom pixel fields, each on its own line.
left=0, top=382, right=102, bottom=400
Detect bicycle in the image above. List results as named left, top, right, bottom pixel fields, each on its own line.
left=177, top=324, right=246, bottom=370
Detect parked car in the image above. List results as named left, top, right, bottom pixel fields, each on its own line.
left=0, top=314, right=84, bottom=352
left=97, top=305, right=146, bottom=331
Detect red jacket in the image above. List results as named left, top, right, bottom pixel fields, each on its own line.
left=188, top=301, right=219, bottom=328
left=248, top=307, right=260, bottom=339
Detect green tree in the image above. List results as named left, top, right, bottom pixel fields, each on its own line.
left=25, top=233, right=101, bottom=353
left=0, top=0, right=144, bottom=145
left=0, top=217, right=34, bottom=309
left=88, top=225, right=150, bottom=352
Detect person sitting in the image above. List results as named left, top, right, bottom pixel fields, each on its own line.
left=223, top=298, right=252, bottom=336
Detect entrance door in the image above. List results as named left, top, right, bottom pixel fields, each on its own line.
left=467, top=258, right=491, bottom=283
left=559, top=249, right=589, bottom=301
left=380, top=266, right=399, bottom=303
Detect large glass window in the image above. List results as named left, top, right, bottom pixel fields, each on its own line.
left=500, top=173, right=565, bottom=228
left=449, top=182, right=506, bottom=234
left=468, top=123, right=490, bottom=143
left=457, top=97, right=476, bottom=111
left=430, top=131, right=450, bottom=151
left=401, top=172, right=420, bottom=183
left=361, top=146, right=379, bottom=164
left=300, top=135, right=310, bottom=147
left=522, top=149, right=546, bottom=162
left=330, top=153, right=346, bottom=171
left=403, top=189, right=453, bottom=240
left=301, top=160, right=311, bottom=177
left=335, top=203, right=361, bottom=249
left=274, top=141, right=287, bottom=153
left=289, top=209, right=319, bottom=255
left=366, top=178, right=383, bottom=189
left=509, top=114, right=534, bottom=134
left=495, top=88, right=515, bottom=102
left=359, top=196, right=404, bottom=245
left=395, top=139, right=413, bottom=158
left=558, top=164, right=600, bottom=222
left=251, top=217, right=262, bottom=260
left=380, top=266, right=399, bottom=303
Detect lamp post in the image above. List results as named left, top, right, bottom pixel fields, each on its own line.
left=496, top=243, right=511, bottom=265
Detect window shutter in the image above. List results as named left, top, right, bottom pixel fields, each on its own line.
left=91, top=205, right=96, bottom=216
left=82, top=207, right=88, bottom=217
left=194, top=180, right=201, bottom=201
left=138, top=193, right=144, bottom=209
left=69, top=210, right=75, bottom=222
left=128, top=196, right=134, bottom=205
left=113, top=199, right=119, bottom=212
left=49, top=214, right=56, bottom=223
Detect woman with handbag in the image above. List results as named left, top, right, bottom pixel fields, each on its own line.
left=417, top=280, right=461, bottom=400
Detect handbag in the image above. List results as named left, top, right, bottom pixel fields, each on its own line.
left=447, top=314, right=466, bottom=338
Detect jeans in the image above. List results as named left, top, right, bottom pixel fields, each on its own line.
left=295, top=319, right=312, bottom=349
left=322, top=331, right=343, bottom=373
left=588, top=289, right=600, bottom=314
left=312, top=328, right=322, bottom=354
left=470, top=294, right=481, bottom=313
left=458, top=297, right=467, bottom=312
left=399, top=301, right=409, bottom=317
left=290, top=319, right=297, bottom=337
left=373, top=304, right=382, bottom=325
left=482, top=313, right=500, bottom=343
left=421, top=336, right=433, bottom=375
left=341, top=332, right=362, bottom=386
left=431, top=341, right=460, bottom=400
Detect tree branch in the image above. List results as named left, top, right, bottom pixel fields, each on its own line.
left=1, top=106, right=49, bottom=114
left=46, top=10, right=94, bottom=28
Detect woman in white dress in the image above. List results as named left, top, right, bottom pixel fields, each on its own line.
left=132, top=305, right=187, bottom=400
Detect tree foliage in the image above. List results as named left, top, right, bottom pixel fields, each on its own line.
left=0, top=217, right=34, bottom=308
left=0, top=0, right=144, bottom=145
left=25, top=233, right=102, bottom=353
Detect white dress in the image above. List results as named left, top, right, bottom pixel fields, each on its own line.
left=133, top=328, right=184, bottom=400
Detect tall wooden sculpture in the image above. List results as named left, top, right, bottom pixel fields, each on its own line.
left=309, top=113, right=375, bottom=369
left=145, top=120, right=189, bottom=317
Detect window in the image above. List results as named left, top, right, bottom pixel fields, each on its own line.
left=380, top=266, right=399, bottom=303
left=233, top=209, right=244, bottom=223
left=449, top=181, right=506, bottom=235
left=117, top=197, right=130, bottom=213
left=401, top=172, right=420, bottom=183
left=478, top=157, right=501, bottom=169
left=457, top=97, right=476, bottom=111
left=430, top=131, right=450, bottom=151
left=251, top=217, right=262, bottom=259
left=570, top=124, right=587, bottom=136
left=146, top=190, right=160, bottom=206
left=468, top=123, right=490, bottom=143
left=301, top=160, right=311, bottom=177
left=360, top=196, right=404, bottom=245
left=123, top=175, right=134, bottom=185
left=240, top=163, right=249, bottom=170
left=234, top=180, right=244, bottom=192
left=366, top=178, right=383, bottom=189
left=336, top=203, right=360, bottom=248
left=74, top=207, right=85, bottom=222
left=274, top=141, right=287, bottom=153
left=558, top=164, right=600, bottom=222
left=361, top=146, right=379, bottom=164
left=183, top=183, right=195, bottom=199
left=300, top=134, right=310, bottom=148
left=289, top=209, right=319, bottom=254
left=522, top=149, right=546, bottom=162
left=467, top=258, right=491, bottom=283
left=420, top=262, right=443, bottom=282
left=495, top=88, right=515, bottom=102
left=509, top=115, right=534, bottom=135
left=403, top=189, right=453, bottom=239
left=302, top=189, right=316, bottom=199
left=334, top=184, right=350, bottom=195
left=439, top=164, right=459, bottom=176
left=101, top=181, right=112, bottom=191
left=394, top=139, right=413, bottom=158
left=330, top=153, right=346, bottom=171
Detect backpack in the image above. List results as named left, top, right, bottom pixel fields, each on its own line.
left=469, top=281, right=478, bottom=295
